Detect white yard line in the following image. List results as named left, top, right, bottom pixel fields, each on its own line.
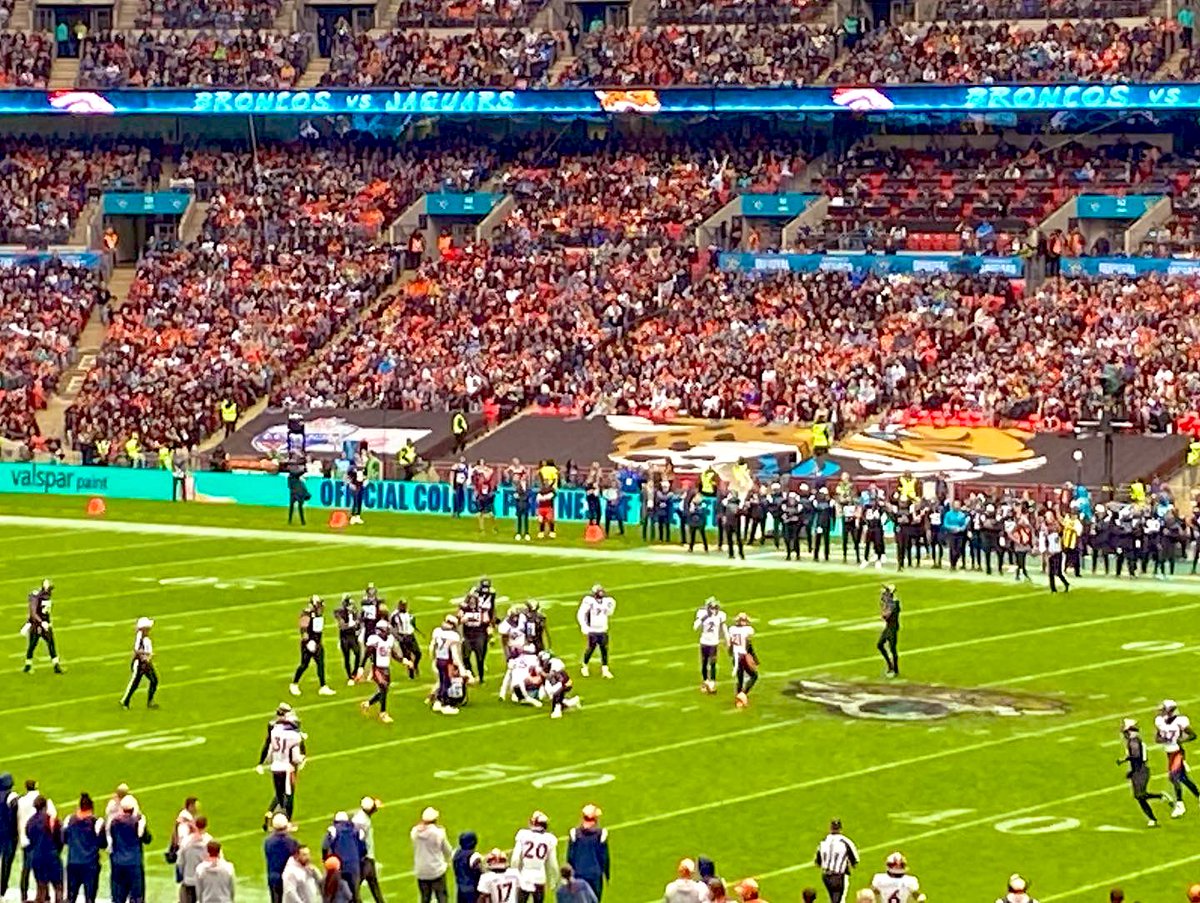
left=1043, top=853, right=1200, bottom=900
left=3, top=514, right=1197, bottom=593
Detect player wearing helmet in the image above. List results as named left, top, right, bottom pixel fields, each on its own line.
left=459, top=584, right=493, bottom=683
left=870, top=853, right=923, bottom=903
left=544, top=658, right=580, bottom=720
left=120, top=617, right=158, bottom=709
left=391, top=599, right=422, bottom=679
left=693, top=598, right=728, bottom=694
left=22, top=579, right=62, bottom=675
left=334, top=594, right=362, bottom=686
left=1117, top=718, right=1172, bottom=827
left=430, top=615, right=465, bottom=716
left=256, top=703, right=306, bottom=822
left=1154, top=699, right=1200, bottom=816
left=577, top=585, right=614, bottom=679
left=523, top=601, right=550, bottom=653
left=728, top=613, right=757, bottom=708
left=290, top=595, right=335, bottom=698
left=513, top=812, right=558, bottom=902
left=877, top=585, right=901, bottom=678
left=995, top=873, right=1037, bottom=903
left=361, top=623, right=401, bottom=724
left=478, top=849, right=520, bottom=903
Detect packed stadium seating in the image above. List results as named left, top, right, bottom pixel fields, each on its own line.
left=0, top=32, right=51, bottom=88
left=78, top=29, right=312, bottom=88
left=140, top=0, right=283, bottom=29
left=0, top=260, right=108, bottom=442
left=647, top=0, right=829, bottom=24
left=322, top=28, right=558, bottom=88
left=394, top=0, right=549, bottom=27
left=557, top=24, right=838, bottom=86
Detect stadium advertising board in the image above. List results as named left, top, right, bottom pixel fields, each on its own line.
left=424, top=192, right=501, bottom=215
left=739, top=194, right=818, bottom=217
left=18, top=83, right=1200, bottom=118
left=719, top=252, right=1025, bottom=277
left=0, top=463, right=172, bottom=499
left=1063, top=256, right=1200, bottom=277
left=1074, top=195, right=1163, bottom=219
left=101, top=191, right=192, bottom=215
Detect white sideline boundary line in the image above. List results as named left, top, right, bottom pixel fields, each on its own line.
left=3, top=514, right=1199, bottom=594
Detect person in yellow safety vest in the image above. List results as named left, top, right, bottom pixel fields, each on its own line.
left=730, top=458, right=752, bottom=496
left=811, top=416, right=832, bottom=457
left=451, top=410, right=468, bottom=454
left=220, top=399, right=238, bottom=438
left=124, top=432, right=141, bottom=468
left=700, top=464, right=719, bottom=498
left=1189, top=438, right=1200, bottom=467
left=95, top=438, right=111, bottom=466
left=1061, top=510, right=1083, bottom=577
left=538, top=459, right=559, bottom=489
left=898, top=472, right=919, bottom=503
left=157, top=445, right=172, bottom=470
left=396, top=439, right=417, bottom=479
left=1129, top=480, right=1147, bottom=506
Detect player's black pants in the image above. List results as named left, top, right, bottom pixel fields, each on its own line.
left=515, top=509, right=530, bottom=536
left=700, top=644, right=718, bottom=682
left=269, top=770, right=295, bottom=819
left=969, top=533, right=982, bottom=569
left=896, top=529, right=913, bottom=570
left=417, top=875, right=449, bottom=903
left=465, top=631, right=488, bottom=680
left=172, top=475, right=187, bottom=502
left=604, top=504, right=624, bottom=536
left=947, top=532, right=966, bottom=569
left=121, top=660, right=158, bottom=706
left=784, top=522, right=800, bottom=560
left=25, top=628, right=58, bottom=665
left=865, top=527, right=885, bottom=562
left=726, top=525, right=744, bottom=559
left=19, top=847, right=30, bottom=903
left=340, top=631, right=362, bottom=680
left=1116, top=544, right=1137, bottom=577
left=822, top=872, right=848, bottom=903
left=1093, top=544, right=1110, bottom=574
left=578, top=873, right=603, bottom=902
left=877, top=628, right=898, bottom=674
left=293, top=643, right=327, bottom=687
left=586, top=495, right=601, bottom=525
left=1130, top=766, right=1166, bottom=821
left=359, top=857, right=384, bottom=903
left=288, top=496, right=306, bottom=525
left=812, top=525, right=831, bottom=561
left=1066, top=547, right=1081, bottom=577
left=67, top=861, right=100, bottom=903
left=656, top=516, right=671, bottom=542
left=982, top=538, right=1002, bottom=575
left=351, top=487, right=365, bottom=518
left=1014, top=550, right=1030, bottom=581
left=687, top=524, right=708, bottom=552
left=641, top=514, right=653, bottom=541
left=368, top=672, right=390, bottom=713
left=1048, top=552, right=1070, bottom=593
left=736, top=660, right=758, bottom=695
left=400, top=635, right=421, bottom=678
left=678, top=512, right=689, bottom=547
left=583, top=632, right=609, bottom=666
left=109, top=863, right=144, bottom=903
left=842, top=518, right=861, bottom=563
left=435, top=660, right=455, bottom=706
left=515, top=888, right=543, bottom=903
left=930, top=527, right=944, bottom=567
left=0, top=838, right=14, bottom=897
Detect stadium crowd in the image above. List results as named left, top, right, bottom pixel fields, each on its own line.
left=647, top=0, right=828, bottom=24
left=828, top=20, right=1174, bottom=84
left=322, top=28, right=559, bottom=88
left=139, top=0, right=283, bottom=29
left=0, top=32, right=50, bottom=88
left=394, top=0, right=548, bottom=27
left=0, top=261, right=108, bottom=443
left=77, top=29, right=311, bottom=88
left=557, top=24, right=838, bottom=86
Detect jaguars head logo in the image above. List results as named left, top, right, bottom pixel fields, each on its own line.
left=832, top=423, right=1046, bottom=480
left=594, top=90, right=662, bottom=114
left=785, top=679, right=1069, bottom=721
left=605, top=415, right=812, bottom=475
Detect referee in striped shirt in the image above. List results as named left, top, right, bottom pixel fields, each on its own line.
left=814, top=819, right=858, bottom=903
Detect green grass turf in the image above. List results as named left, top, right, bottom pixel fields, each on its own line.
left=3, top=494, right=1200, bottom=901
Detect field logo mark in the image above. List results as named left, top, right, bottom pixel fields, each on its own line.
left=784, top=680, right=1069, bottom=721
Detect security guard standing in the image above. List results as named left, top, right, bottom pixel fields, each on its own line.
left=1129, top=479, right=1148, bottom=507
left=396, top=439, right=417, bottom=480
left=1188, top=438, right=1200, bottom=468
left=220, top=399, right=239, bottom=438
left=811, top=413, right=832, bottom=460
left=722, top=491, right=744, bottom=560
left=898, top=471, right=919, bottom=505
left=451, top=410, right=469, bottom=454
left=699, top=465, right=719, bottom=502
left=157, top=445, right=171, bottom=471
left=124, top=432, right=141, bottom=468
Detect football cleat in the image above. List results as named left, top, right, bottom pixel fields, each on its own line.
left=1173, top=800, right=1187, bottom=818
left=318, top=686, right=336, bottom=696
left=601, top=666, right=613, bottom=679
left=379, top=712, right=394, bottom=724
left=580, top=664, right=589, bottom=678
left=440, top=706, right=459, bottom=716
left=288, top=684, right=301, bottom=696
left=550, top=707, right=563, bottom=719
left=735, top=692, right=748, bottom=708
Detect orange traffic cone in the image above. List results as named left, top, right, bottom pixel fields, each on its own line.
left=328, top=510, right=350, bottom=529
left=86, top=497, right=106, bottom=517
left=583, top=524, right=604, bottom=543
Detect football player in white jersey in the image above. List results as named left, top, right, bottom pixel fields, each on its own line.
left=478, top=849, right=521, bottom=903
left=503, top=646, right=545, bottom=706
left=498, top=608, right=528, bottom=661
left=512, top=811, right=558, bottom=902
left=577, top=585, right=615, bottom=679
left=362, top=623, right=401, bottom=723
left=871, top=852, right=924, bottom=903
left=429, top=615, right=465, bottom=716
left=693, top=597, right=728, bottom=693
left=727, top=612, right=758, bottom=708
left=255, top=703, right=306, bottom=821
left=1155, top=698, right=1200, bottom=816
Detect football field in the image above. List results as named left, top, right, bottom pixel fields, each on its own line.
left=3, top=495, right=1200, bottom=902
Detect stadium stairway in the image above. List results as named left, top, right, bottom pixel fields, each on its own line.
left=34, top=267, right=138, bottom=442
left=179, top=200, right=210, bottom=245
left=49, top=56, right=80, bottom=90
left=115, top=0, right=138, bottom=31
left=9, top=0, right=31, bottom=30
left=297, top=57, right=329, bottom=89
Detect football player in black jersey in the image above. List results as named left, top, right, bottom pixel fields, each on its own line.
left=390, top=600, right=421, bottom=678
left=334, top=594, right=362, bottom=685
left=22, top=579, right=63, bottom=674
left=523, top=600, right=551, bottom=652
left=289, top=596, right=335, bottom=697
left=459, top=588, right=492, bottom=683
